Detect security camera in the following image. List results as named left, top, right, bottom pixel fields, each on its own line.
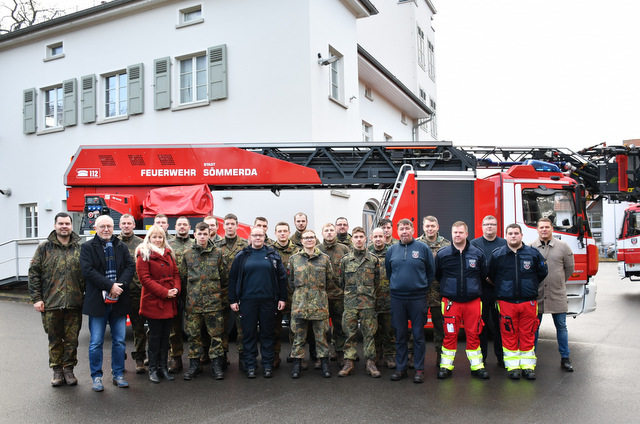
left=0, top=188, right=11, bottom=196
left=318, top=56, right=340, bottom=66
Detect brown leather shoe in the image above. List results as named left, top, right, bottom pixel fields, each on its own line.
left=51, top=367, right=64, bottom=387
left=338, top=359, right=354, bottom=377
left=168, top=356, right=183, bottom=373
left=273, top=356, right=281, bottom=369
left=63, top=367, right=78, bottom=386
left=365, top=359, right=381, bottom=378
left=384, top=355, right=396, bottom=369
left=135, top=359, right=145, bottom=374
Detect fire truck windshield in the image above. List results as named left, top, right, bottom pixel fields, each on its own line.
left=522, top=188, right=578, bottom=234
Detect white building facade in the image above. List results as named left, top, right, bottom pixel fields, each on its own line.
left=0, top=0, right=437, bottom=250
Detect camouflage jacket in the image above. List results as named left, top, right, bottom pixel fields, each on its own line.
left=288, top=247, right=333, bottom=320
left=340, top=249, right=380, bottom=310
left=169, top=236, right=194, bottom=262
left=272, top=240, right=300, bottom=269
left=318, top=240, right=350, bottom=300
left=336, top=233, right=352, bottom=248
left=118, top=233, right=143, bottom=295
left=28, top=231, right=85, bottom=310
left=215, top=236, right=248, bottom=304
left=417, top=233, right=451, bottom=306
left=369, top=244, right=391, bottom=312
left=180, top=243, right=225, bottom=314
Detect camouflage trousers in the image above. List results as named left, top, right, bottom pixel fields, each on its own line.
left=343, top=308, right=377, bottom=361
left=129, top=295, right=147, bottom=361
left=375, top=311, right=396, bottom=357
left=41, top=309, right=82, bottom=368
left=169, top=309, right=184, bottom=357
left=328, top=298, right=346, bottom=353
left=290, top=317, right=329, bottom=359
left=186, top=311, right=224, bottom=360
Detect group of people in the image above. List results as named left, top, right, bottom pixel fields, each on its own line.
left=27, top=209, right=575, bottom=391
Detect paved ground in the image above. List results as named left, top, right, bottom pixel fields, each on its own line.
left=1, top=262, right=639, bottom=423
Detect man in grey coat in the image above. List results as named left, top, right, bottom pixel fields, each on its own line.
left=529, top=217, right=575, bottom=372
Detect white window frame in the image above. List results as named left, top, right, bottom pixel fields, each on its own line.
left=177, top=4, right=203, bottom=28
left=429, top=98, right=437, bottom=138
left=178, top=53, right=208, bottom=105
left=417, top=26, right=425, bottom=70
left=364, top=85, right=373, bottom=101
left=384, top=133, right=393, bottom=142
left=44, top=41, right=64, bottom=62
left=419, top=88, right=427, bottom=102
left=428, top=40, right=436, bottom=81
left=103, top=71, right=128, bottom=119
left=43, top=85, right=63, bottom=129
left=22, top=203, right=39, bottom=238
left=328, top=46, right=345, bottom=106
left=362, top=121, right=372, bottom=142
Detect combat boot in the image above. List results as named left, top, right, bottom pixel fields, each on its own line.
left=63, top=367, right=78, bottom=386
left=384, top=355, right=396, bottom=369
left=320, top=357, right=331, bottom=378
left=159, top=350, right=174, bottom=381
left=148, top=353, right=160, bottom=384
left=135, top=359, right=145, bottom=374
left=183, top=358, right=201, bottom=380
left=338, top=359, right=354, bottom=377
left=301, top=359, right=308, bottom=370
left=51, top=366, right=64, bottom=387
left=314, top=358, right=322, bottom=370
left=168, top=355, right=183, bottom=373
left=291, top=358, right=302, bottom=379
left=365, top=359, right=381, bottom=378
left=212, top=357, right=225, bottom=380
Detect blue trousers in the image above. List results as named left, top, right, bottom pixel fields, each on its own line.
left=88, top=305, right=126, bottom=379
left=391, top=296, right=427, bottom=372
left=239, top=298, right=277, bottom=370
left=535, top=312, right=570, bottom=358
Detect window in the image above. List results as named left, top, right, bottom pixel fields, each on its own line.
left=430, top=98, right=437, bottom=138
left=364, top=86, right=373, bottom=100
left=362, top=121, right=372, bottom=142
left=401, top=113, right=407, bottom=125
left=104, top=72, right=127, bottom=118
left=23, top=204, right=38, bottom=238
left=419, top=88, right=427, bottom=102
left=45, top=42, right=64, bottom=61
left=328, top=46, right=344, bottom=104
left=417, top=26, right=425, bottom=70
left=179, top=54, right=207, bottom=104
left=522, top=188, right=578, bottom=234
left=384, top=133, right=393, bottom=142
left=44, top=86, right=63, bottom=128
left=428, top=40, right=435, bottom=80
left=178, top=5, right=203, bottom=27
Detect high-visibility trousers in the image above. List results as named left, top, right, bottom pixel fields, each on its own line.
left=440, top=297, right=484, bottom=370
left=497, top=300, right=539, bottom=370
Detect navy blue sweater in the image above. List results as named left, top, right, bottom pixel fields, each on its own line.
left=385, top=239, right=435, bottom=299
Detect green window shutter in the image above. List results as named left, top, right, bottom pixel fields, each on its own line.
left=63, top=78, right=77, bottom=127
left=208, top=44, right=227, bottom=101
left=127, top=63, right=144, bottom=115
left=81, top=74, right=96, bottom=124
left=154, top=57, right=171, bottom=110
left=23, top=88, right=36, bottom=134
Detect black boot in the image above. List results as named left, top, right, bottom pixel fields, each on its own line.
left=183, top=358, right=201, bottom=380
left=320, top=357, right=331, bottom=378
left=159, top=349, right=174, bottom=381
left=212, top=357, right=224, bottom=380
left=148, top=350, right=160, bottom=384
left=291, top=358, right=302, bottom=379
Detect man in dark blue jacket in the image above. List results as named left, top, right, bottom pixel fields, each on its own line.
left=80, top=215, right=135, bottom=392
left=488, top=223, right=548, bottom=380
left=385, top=219, right=434, bottom=383
left=229, top=227, right=287, bottom=378
left=435, top=221, right=489, bottom=380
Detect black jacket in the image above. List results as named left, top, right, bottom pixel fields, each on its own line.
left=488, top=244, right=548, bottom=303
left=435, top=241, right=487, bottom=302
left=228, top=245, right=287, bottom=304
left=80, top=234, right=135, bottom=317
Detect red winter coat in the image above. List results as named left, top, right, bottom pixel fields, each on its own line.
left=137, top=250, right=181, bottom=320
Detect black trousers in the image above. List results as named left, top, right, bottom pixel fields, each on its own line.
left=147, top=317, right=173, bottom=366
left=239, top=298, right=277, bottom=370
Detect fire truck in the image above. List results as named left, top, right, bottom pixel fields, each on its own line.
left=63, top=141, right=640, bottom=317
left=616, top=203, right=640, bottom=279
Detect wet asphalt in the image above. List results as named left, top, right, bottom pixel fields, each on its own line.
left=1, top=262, right=639, bottom=423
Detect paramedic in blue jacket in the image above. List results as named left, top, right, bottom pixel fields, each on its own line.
left=385, top=218, right=435, bottom=384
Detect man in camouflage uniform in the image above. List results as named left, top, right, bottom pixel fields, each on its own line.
left=254, top=217, right=275, bottom=246
left=180, top=222, right=226, bottom=380
left=288, top=230, right=333, bottom=378
left=289, top=212, right=310, bottom=247
left=154, top=213, right=175, bottom=243
left=272, top=221, right=300, bottom=368
left=379, top=218, right=399, bottom=246
left=29, top=212, right=85, bottom=387
left=117, top=214, right=145, bottom=374
left=335, top=217, right=352, bottom=247
left=417, top=215, right=451, bottom=367
left=319, top=222, right=350, bottom=367
left=167, top=216, right=194, bottom=372
left=338, top=227, right=381, bottom=378
left=215, top=213, right=249, bottom=368
left=369, top=227, right=396, bottom=369
left=204, top=215, right=222, bottom=243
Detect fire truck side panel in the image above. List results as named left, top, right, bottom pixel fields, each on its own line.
left=389, top=172, right=418, bottom=237
left=473, top=178, right=498, bottom=239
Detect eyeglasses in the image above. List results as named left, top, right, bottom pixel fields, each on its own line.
left=302, top=236, right=316, bottom=241
left=482, top=223, right=497, bottom=227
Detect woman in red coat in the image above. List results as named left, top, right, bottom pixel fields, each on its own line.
left=135, top=225, right=181, bottom=383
